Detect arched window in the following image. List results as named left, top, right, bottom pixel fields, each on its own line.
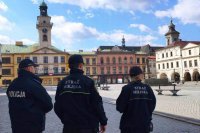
left=118, top=57, right=122, bottom=64
left=100, top=57, right=104, bottom=64
left=43, top=35, right=48, bottom=41
left=124, top=57, right=127, bottom=64
left=106, top=57, right=110, bottom=64
left=112, top=57, right=116, bottom=64
left=130, top=57, right=133, bottom=64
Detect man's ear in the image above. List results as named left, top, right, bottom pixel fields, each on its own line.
left=79, top=63, right=83, bottom=69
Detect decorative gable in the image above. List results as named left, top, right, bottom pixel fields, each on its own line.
left=182, top=43, right=199, bottom=49
left=111, top=45, right=121, bottom=52
left=32, top=47, right=63, bottom=54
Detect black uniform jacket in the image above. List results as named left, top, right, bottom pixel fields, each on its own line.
left=54, top=68, right=107, bottom=129
left=6, top=69, right=53, bottom=132
left=116, top=80, right=156, bottom=130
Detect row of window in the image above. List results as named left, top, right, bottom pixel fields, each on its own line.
left=162, top=51, right=173, bottom=58
left=35, top=67, right=66, bottom=74
left=2, top=56, right=146, bottom=65
left=184, top=60, right=198, bottom=68
left=2, top=56, right=66, bottom=64
left=99, top=57, right=146, bottom=64
left=86, top=67, right=96, bottom=75
left=99, top=66, right=145, bottom=75
left=85, top=58, right=96, bottom=65
left=158, top=60, right=198, bottom=70
left=2, top=67, right=66, bottom=75
left=161, top=50, right=192, bottom=59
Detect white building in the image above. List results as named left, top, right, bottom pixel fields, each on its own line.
left=156, top=20, right=200, bottom=82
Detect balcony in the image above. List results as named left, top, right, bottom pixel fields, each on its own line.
left=37, top=72, right=68, bottom=76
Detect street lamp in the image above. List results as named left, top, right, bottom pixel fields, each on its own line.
left=174, top=68, right=175, bottom=83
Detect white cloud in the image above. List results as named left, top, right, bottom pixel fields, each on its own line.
left=97, top=31, right=157, bottom=46
left=0, top=35, right=14, bottom=44
left=154, top=10, right=171, bottom=18
left=0, top=1, right=8, bottom=12
left=130, top=24, right=151, bottom=32
left=20, top=38, right=36, bottom=44
left=51, top=16, right=99, bottom=47
left=85, top=13, right=94, bottom=19
left=0, top=35, right=36, bottom=45
left=155, top=0, right=200, bottom=25
left=0, top=15, right=15, bottom=31
left=31, top=0, right=39, bottom=4
left=47, top=0, right=166, bottom=12
left=51, top=15, right=158, bottom=49
left=158, top=25, right=168, bottom=35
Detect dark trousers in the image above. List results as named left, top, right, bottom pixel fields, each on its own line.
left=121, top=128, right=149, bottom=133
left=12, top=128, right=42, bottom=133
left=63, top=127, right=98, bottom=133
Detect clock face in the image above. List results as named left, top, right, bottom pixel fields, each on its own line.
left=42, top=28, right=48, bottom=33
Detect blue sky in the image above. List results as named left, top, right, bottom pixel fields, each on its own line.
left=0, top=0, right=200, bottom=51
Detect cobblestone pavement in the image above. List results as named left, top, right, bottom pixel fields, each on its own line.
left=0, top=86, right=200, bottom=133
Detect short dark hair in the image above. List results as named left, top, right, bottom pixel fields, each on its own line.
left=129, top=66, right=143, bottom=77
left=68, top=54, right=84, bottom=69
left=69, top=63, right=79, bottom=69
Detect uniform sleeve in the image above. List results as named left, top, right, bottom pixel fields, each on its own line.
left=54, top=80, right=63, bottom=120
left=31, top=83, right=53, bottom=113
left=90, top=80, right=108, bottom=126
left=116, top=86, right=130, bottom=113
left=148, top=85, right=156, bottom=114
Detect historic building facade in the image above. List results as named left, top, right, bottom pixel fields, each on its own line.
left=96, top=37, right=162, bottom=84
left=0, top=2, right=69, bottom=87
left=156, top=20, right=200, bottom=82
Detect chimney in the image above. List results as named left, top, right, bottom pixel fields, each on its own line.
left=15, top=41, right=23, bottom=46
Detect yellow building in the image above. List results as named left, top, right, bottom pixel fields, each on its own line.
left=0, top=42, right=69, bottom=87
left=0, top=2, right=70, bottom=87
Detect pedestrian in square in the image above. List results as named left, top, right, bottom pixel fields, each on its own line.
left=6, top=59, right=53, bottom=133
left=116, top=66, right=156, bottom=133
left=54, top=54, right=107, bottom=133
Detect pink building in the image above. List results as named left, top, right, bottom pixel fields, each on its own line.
left=96, top=37, right=163, bottom=84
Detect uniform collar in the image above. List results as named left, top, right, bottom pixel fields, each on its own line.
left=18, top=69, right=42, bottom=83
left=70, top=68, right=84, bottom=75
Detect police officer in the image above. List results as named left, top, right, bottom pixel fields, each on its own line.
left=6, top=59, right=53, bottom=133
left=54, top=54, right=107, bottom=133
left=116, top=66, right=156, bottom=133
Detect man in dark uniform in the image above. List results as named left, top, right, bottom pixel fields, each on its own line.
left=116, top=66, right=156, bottom=133
left=54, top=54, right=107, bottom=133
left=6, top=59, right=53, bottom=133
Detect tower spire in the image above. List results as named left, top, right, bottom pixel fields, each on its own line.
left=122, top=35, right=125, bottom=48
left=165, top=19, right=180, bottom=46
left=40, top=0, right=48, bottom=16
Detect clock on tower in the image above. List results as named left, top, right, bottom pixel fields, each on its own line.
left=42, top=28, right=48, bottom=33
